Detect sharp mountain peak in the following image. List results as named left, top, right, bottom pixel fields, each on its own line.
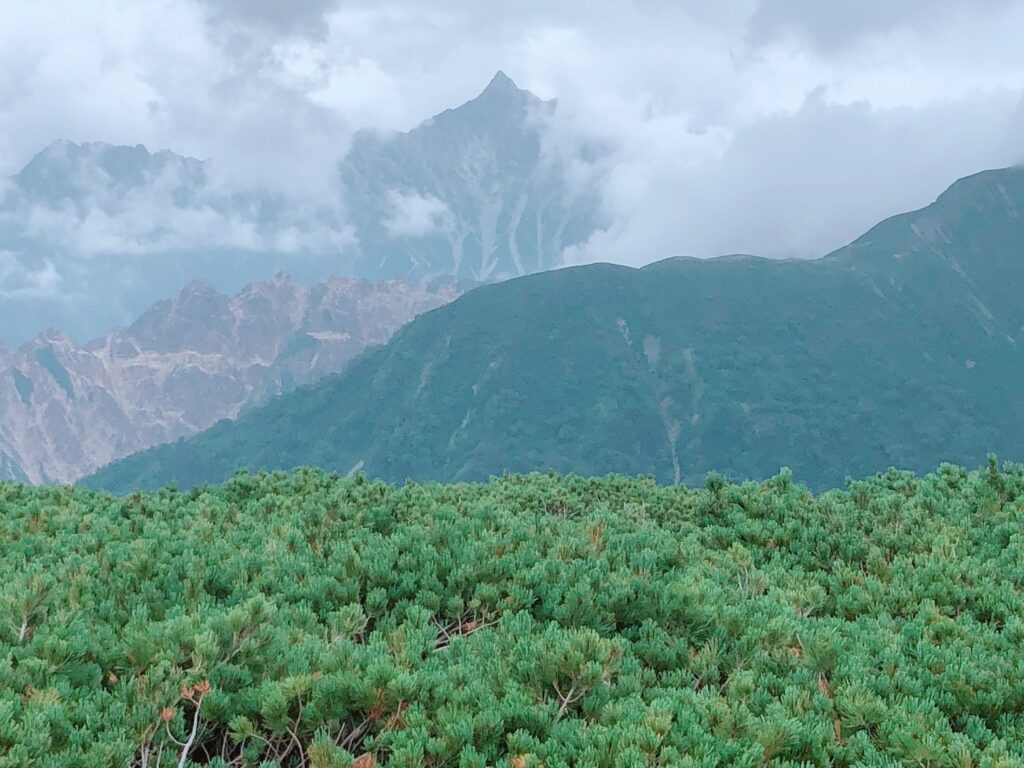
left=19, top=327, right=74, bottom=353
left=483, top=70, right=522, bottom=93
left=417, top=71, right=545, bottom=131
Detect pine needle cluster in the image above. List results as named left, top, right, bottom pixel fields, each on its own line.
left=1, top=463, right=1023, bottom=766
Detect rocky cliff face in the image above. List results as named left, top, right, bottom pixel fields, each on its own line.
left=340, top=72, right=601, bottom=282
left=0, top=275, right=457, bottom=484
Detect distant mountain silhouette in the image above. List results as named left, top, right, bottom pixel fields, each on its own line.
left=0, top=73, right=601, bottom=346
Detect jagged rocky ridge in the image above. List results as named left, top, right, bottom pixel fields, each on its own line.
left=0, top=275, right=457, bottom=484
left=340, top=71, right=600, bottom=281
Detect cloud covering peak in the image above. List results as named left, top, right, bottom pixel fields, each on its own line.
left=1, top=0, right=1022, bottom=271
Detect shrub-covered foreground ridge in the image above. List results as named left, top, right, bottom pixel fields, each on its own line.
left=2, top=465, right=1024, bottom=767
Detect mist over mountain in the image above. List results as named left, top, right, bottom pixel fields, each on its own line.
left=0, top=275, right=457, bottom=484
left=0, top=139, right=349, bottom=345
left=0, top=74, right=600, bottom=346
left=341, top=72, right=601, bottom=281
left=87, top=165, right=1024, bottom=493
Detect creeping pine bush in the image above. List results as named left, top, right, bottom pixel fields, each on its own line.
left=1, top=463, right=1024, bottom=767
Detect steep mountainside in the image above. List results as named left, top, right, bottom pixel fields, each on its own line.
left=0, top=74, right=599, bottom=346
left=87, top=167, right=1024, bottom=493
left=340, top=71, right=600, bottom=281
left=1, top=275, right=457, bottom=484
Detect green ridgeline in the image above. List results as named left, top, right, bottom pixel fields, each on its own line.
left=86, top=167, right=1024, bottom=494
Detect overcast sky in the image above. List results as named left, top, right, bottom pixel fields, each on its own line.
left=2, top=0, right=1023, bottom=262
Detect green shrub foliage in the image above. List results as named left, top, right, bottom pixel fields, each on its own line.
left=2, top=464, right=1024, bottom=766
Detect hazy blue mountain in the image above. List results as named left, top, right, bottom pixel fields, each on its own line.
left=0, top=74, right=600, bottom=346
left=0, top=139, right=345, bottom=345
left=11, top=140, right=206, bottom=204
left=340, top=71, right=601, bottom=281
left=86, top=166, right=1024, bottom=493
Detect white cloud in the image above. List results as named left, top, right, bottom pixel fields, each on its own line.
left=383, top=191, right=452, bottom=238
left=0, top=251, right=62, bottom=299
left=1, top=144, right=353, bottom=260
left=0, top=0, right=1023, bottom=275
left=8, top=193, right=354, bottom=260
left=200, top=0, right=337, bottom=35
left=746, top=0, right=1021, bottom=51
left=516, top=1, right=1024, bottom=261
left=0, top=0, right=349, bottom=198
left=563, top=87, right=1024, bottom=264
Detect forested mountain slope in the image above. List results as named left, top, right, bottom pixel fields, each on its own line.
left=86, top=167, right=1024, bottom=493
